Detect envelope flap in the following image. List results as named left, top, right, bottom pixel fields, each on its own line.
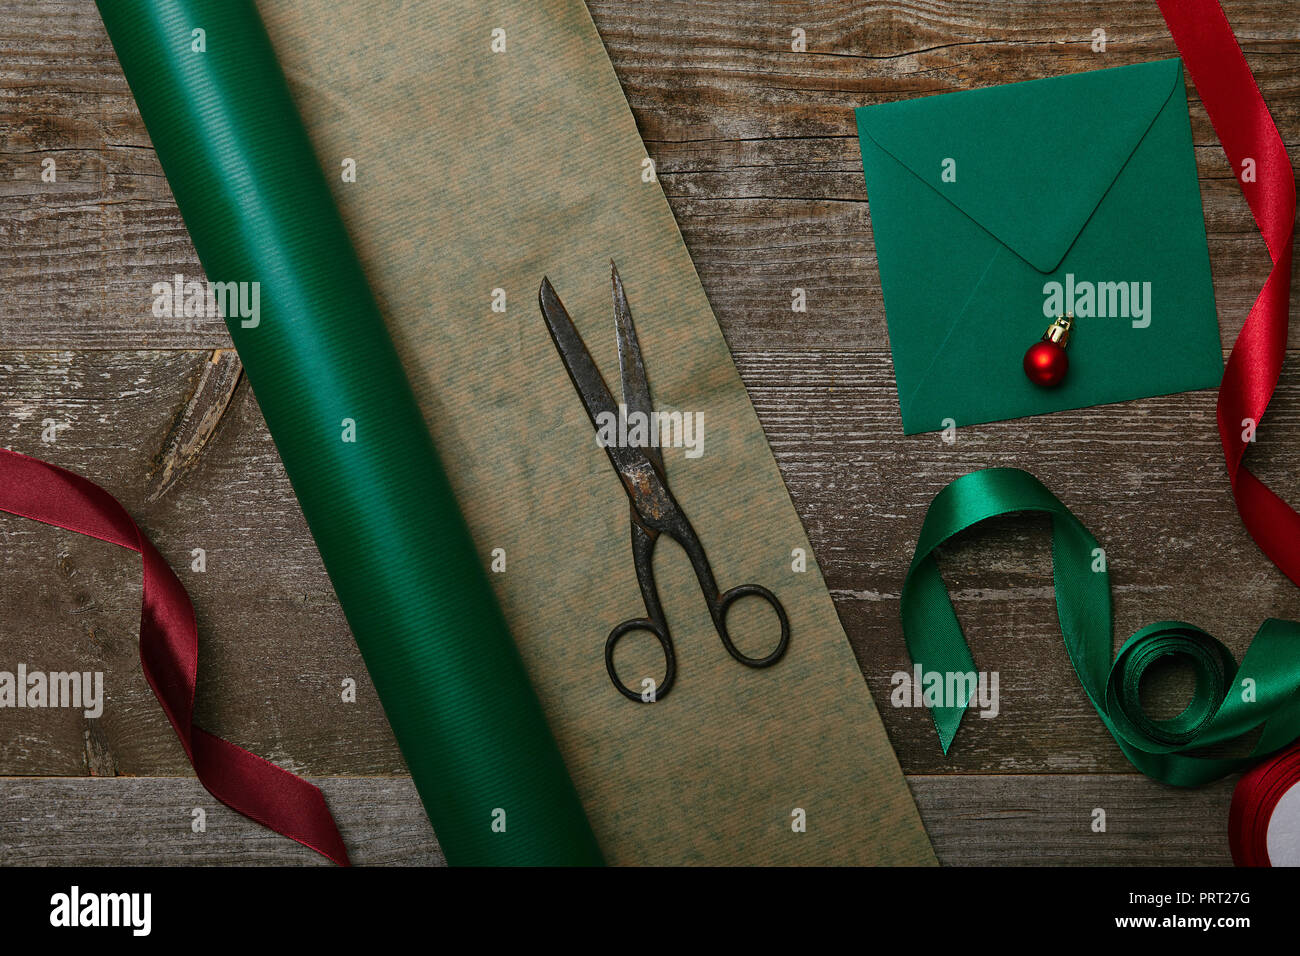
left=857, top=59, right=1183, bottom=273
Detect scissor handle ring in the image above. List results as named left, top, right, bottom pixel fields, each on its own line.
left=716, top=584, right=790, bottom=668
left=606, top=617, right=677, bottom=703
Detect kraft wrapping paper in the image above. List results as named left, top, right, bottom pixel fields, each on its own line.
left=261, top=0, right=933, bottom=865
left=111, top=0, right=936, bottom=864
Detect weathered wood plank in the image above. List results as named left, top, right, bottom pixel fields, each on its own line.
left=740, top=346, right=1300, bottom=773
left=589, top=0, right=1300, bottom=350
left=0, top=351, right=401, bottom=778
left=911, top=773, right=1237, bottom=866
left=0, top=776, right=443, bottom=866
left=0, top=1, right=217, bottom=348
left=0, top=1, right=1294, bottom=350
left=589, top=0, right=1300, bottom=142
left=0, top=349, right=1296, bottom=777
left=651, top=146, right=1300, bottom=351
left=0, top=0, right=1297, bottom=863
left=0, top=773, right=1232, bottom=865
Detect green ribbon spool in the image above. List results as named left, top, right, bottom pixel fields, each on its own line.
left=95, top=0, right=602, bottom=864
left=902, top=467, right=1300, bottom=786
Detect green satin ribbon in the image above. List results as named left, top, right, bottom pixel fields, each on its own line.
left=96, top=0, right=602, bottom=864
left=902, top=467, right=1300, bottom=786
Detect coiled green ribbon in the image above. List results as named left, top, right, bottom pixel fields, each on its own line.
left=902, top=468, right=1300, bottom=785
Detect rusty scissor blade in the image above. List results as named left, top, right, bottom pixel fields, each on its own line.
left=539, top=275, right=664, bottom=507
left=610, top=262, right=664, bottom=476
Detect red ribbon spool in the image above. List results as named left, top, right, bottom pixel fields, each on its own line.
left=1230, top=742, right=1300, bottom=866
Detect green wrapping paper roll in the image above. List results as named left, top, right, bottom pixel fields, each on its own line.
left=96, top=0, right=602, bottom=865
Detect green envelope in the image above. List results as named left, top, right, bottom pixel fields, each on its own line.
left=856, top=58, right=1223, bottom=434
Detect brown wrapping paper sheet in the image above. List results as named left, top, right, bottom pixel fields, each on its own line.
left=259, top=0, right=935, bottom=864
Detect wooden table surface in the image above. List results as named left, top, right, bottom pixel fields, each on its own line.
left=1, top=0, right=1297, bottom=865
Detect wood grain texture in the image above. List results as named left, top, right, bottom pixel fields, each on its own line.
left=742, top=347, right=1300, bottom=774
left=0, top=0, right=1297, bottom=863
left=0, top=777, right=443, bottom=866
left=589, top=0, right=1300, bottom=350
left=1, top=1, right=1296, bottom=349
left=0, top=349, right=1294, bottom=779
left=913, top=773, right=1237, bottom=865
left=0, top=774, right=1231, bottom=866
left=0, top=352, right=400, bottom=779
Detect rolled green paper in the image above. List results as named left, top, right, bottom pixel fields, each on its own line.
left=95, top=0, right=602, bottom=865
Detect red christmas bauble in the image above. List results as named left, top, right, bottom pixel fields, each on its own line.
left=1023, top=340, right=1068, bottom=387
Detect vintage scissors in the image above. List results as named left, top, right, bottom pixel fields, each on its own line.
left=538, top=262, right=790, bottom=702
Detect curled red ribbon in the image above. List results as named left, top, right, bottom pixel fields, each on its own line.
left=0, top=447, right=349, bottom=865
left=1158, top=0, right=1299, bottom=584
left=1158, top=0, right=1300, bottom=868
left=1230, top=740, right=1300, bottom=866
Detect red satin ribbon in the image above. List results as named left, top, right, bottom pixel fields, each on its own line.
left=1230, top=739, right=1300, bottom=866
left=1158, top=0, right=1300, bottom=868
left=1158, top=0, right=1299, bottom=585
left=0, top=447, right=349, bottom=865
